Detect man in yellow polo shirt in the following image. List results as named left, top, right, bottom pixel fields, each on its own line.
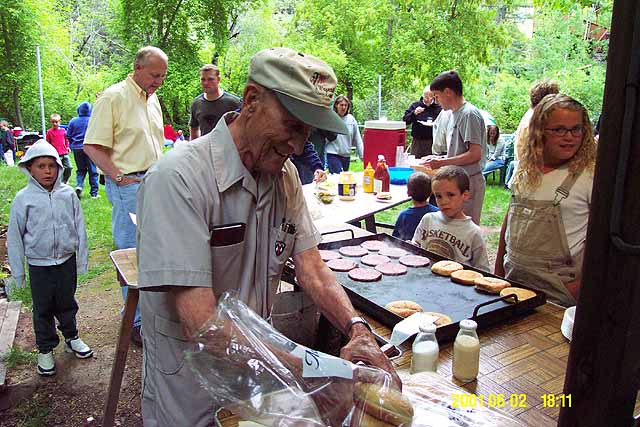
left=84, top=46, right=167, bottom=345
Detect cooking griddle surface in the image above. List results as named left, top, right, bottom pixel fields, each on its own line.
left=319, top=233, right=545, bottom=341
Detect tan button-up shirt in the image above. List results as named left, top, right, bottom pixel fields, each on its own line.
left=84, top=75, right=163, bottom=173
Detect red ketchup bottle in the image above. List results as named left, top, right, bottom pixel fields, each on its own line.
left=373, top=155, right=390, bottom=194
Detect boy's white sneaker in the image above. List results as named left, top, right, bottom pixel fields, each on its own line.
left=65, top=337, right=94, bottom=359
left=37, top=351, right=56, bottom=376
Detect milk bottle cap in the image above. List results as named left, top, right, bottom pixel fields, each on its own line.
left=419, top=323, right=437, bottom=334
left=459, top=319, right=477, bottom=331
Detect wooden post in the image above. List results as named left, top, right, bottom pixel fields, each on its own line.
left=102, top=288, right=139, bottom=427
left=559, top=0, right=640, bottom=425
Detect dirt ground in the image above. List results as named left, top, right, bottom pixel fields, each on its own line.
left=0, top=276, right=144, bottom=427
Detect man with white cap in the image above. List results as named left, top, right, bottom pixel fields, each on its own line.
left=136, top=47, right=400, bottom=426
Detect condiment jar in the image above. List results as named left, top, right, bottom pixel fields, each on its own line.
left=411, top=322, right=439, bottom=373
left=452, top=319, right=480, bottom=382
left=338, top=171, right=357, bottom=201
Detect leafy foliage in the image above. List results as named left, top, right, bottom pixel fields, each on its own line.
left=0, top=0, right=613, bottom=133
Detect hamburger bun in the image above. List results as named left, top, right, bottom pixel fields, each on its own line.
left=474, top=277, right=511, bottom=294
left=424, top=311, right=453, bottom=326
left=450, top=269, right=484, bottom=285
left=353, top=383, right=414, bottom=426
left=376, top=192, right=392, bottom=200
left=500, top=287, right=537, bottom=303
left=385, top=300, right=423, bottom=318
left=431, top=260, right=463, bottom=276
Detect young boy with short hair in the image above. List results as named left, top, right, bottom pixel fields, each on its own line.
left=412, top=165, right=490, bottom=271
left=45, top=113, right=72, bottom=183
left=392, top=172, right=439, bottom=240
left=8, top=140, right=93, bottom=376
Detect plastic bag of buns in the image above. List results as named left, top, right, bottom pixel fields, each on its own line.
left=185, top=293, right=523, bottom=427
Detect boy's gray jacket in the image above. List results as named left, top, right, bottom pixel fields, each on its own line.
left=7, top=141, right=88, bottom=287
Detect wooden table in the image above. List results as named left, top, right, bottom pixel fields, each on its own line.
left=303, top=173, right=410, bottom=232
left=366, top=304, right=573, bottom=426
left=106, top=250, right=571, bottom=427
left=108, top=230, right=638, bottom=427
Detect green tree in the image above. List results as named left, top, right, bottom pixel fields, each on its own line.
left=0, top=0, right=40, bottom=127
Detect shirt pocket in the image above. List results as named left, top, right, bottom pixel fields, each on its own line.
left=154, top=315, right=189, bottom=375
left=211, top=241, right=246, bottom=297
left=56, top=223, right=78, bottom=256
left=507, top=203, right=561, bottom=258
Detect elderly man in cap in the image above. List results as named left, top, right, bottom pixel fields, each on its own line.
left=136, top=47, right=400, bottom=426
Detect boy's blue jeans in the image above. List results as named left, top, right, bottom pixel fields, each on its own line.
left=105, top=175, right=142, bottom=327
left=73, top=149, right=99, bottom=197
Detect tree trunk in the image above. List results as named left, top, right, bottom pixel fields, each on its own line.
left=13, top=85, right=23, bottom=129
left=345, top=80, right=353, bottom=102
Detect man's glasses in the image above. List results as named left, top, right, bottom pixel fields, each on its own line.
left=544, top=126, right=585, bottom=137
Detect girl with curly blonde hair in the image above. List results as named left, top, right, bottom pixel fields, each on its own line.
left=495, top=94, right=597, bottom=306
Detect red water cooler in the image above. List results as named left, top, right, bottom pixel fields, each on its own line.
left=363, top=120, right=407, bottom=167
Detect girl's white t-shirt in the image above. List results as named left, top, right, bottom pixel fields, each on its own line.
left=522, top=165, right=593, bottom=257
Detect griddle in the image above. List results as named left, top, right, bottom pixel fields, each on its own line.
left=318, top=232, right=546, bottom=342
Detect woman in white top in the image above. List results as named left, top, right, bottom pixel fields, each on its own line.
left=495, top=94, right=597, bottom=306
left=325, top=95, right=363, bottom=173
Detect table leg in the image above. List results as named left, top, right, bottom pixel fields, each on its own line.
left=102, top=287, right=139, bottom=427
left=364, top=215, right=377, bottom=233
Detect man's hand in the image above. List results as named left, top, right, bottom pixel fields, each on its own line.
left=340, top=325, right=402, bottom=390
left=313, top=169, right=327, bottom=183
left=414, top=106, right=425, bottom=115
left=423, top=156, right=447, bottom=169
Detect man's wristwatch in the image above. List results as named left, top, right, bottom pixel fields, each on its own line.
left=115, top=173, right=124, bottom=183
left=345, top=316, right=372, bottom=336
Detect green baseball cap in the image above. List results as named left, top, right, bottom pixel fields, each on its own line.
left=249, top=47, right=348, bottom=134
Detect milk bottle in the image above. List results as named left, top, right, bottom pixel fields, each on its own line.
left=452, top=319, right=480, bottom=382
left=411, top=322, right=439, bottom=373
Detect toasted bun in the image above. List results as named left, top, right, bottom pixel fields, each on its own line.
left=474, top=277, right=510, bottom=294
left=424, top=311, right=453, bottom=326
left=500, top=287, right=536, bottom=303
left=353, top=383, right=414, bottom=426
left=385, top=300, right=423, bottom=318
left=450, top=269, right=484, bottom=285
left=376, top=192, right=392, bottom=200
left=431, top=260, right=463, bottom=276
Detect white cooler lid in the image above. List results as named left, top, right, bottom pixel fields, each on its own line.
left=364, top=120, right=406, bottom=130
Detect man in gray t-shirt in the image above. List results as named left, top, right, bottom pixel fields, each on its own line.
left=424, top=70, right=487, bottom=224
left=189, top=63, right=241, bottom=139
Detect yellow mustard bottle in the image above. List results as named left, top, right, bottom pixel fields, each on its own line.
left=363, top=162, right=375, bottom=193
